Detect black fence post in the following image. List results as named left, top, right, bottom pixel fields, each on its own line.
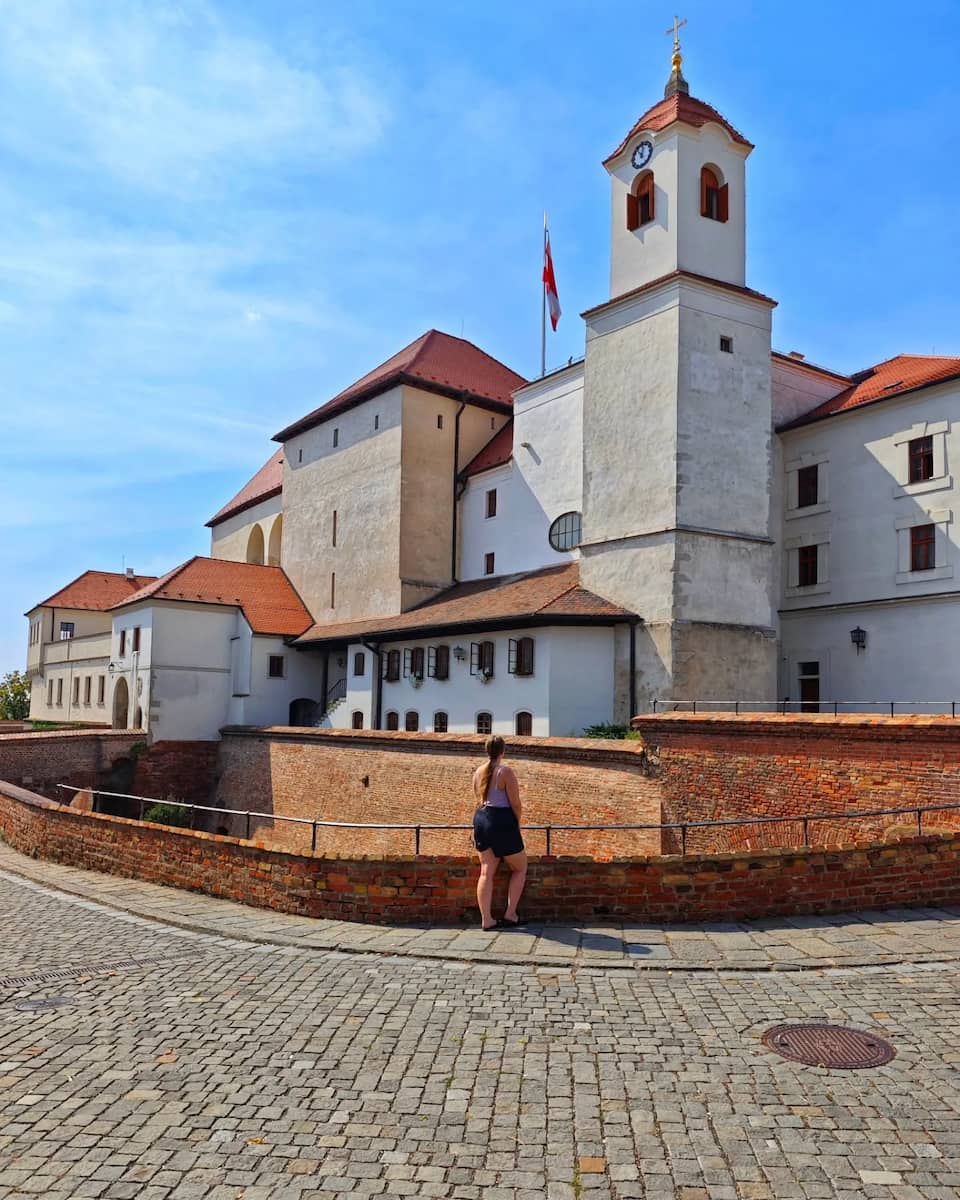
left=311, top=822, right=318, bottom=852
left=917, top=808, right=923, bottom=837
left=680, top=824, right=687, bottom=855
left=546, top=827, right=552, bottom=856
left=890, top=701, right=895, bottom=717
left=245, top=811, right=251, bottom=841
left=415, top=826, right=421, bottom=855
left=802, top=817, right=809, bottom=847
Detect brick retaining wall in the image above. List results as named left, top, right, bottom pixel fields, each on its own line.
left=3, top=780, right=960, bottom=924
left=215, top=727, right=663, bottom=858
left=0, top=730, right=146, bottom=798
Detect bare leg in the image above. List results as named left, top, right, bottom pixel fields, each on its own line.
left=476, top=849, right=499, bottom=928
left=502, top=850, right=528, bottom=921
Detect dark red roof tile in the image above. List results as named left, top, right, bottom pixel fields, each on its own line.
left=463, top=420, right=513, bottom=478
left=605, top=91, right=752, bottom=165
left=32, top=571, right=159, bottom=613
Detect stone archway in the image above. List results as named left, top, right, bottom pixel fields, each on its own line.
left=246, top=524, right=265, bottom=565
left=289, top=698, right=318, bottom=727
left=112, top=677, right=130, bottom=729
left=267, top=514, right=283, bottom=567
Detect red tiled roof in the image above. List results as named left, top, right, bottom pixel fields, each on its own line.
left=32, top=570, right=159, bottom=613
left=273, top=330, right=526, bottom=442
left=780, top=354, right=960, bottom=430
left=295, top=563, right=635, bottom=645
left=111, top=557, right=312, bottom=637
left=604, top=91, right=752, bottom=165
left=463, top=420, right=513, bottom=478
left=207, top=449, right=283, bottom=528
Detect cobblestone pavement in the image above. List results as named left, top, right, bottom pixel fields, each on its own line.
left=4, top=843, right=960, bottom=972
left=3, top=857, right=960, bottom=1196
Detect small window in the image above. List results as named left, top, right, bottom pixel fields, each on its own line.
left=549, top=511, right=582, bottom=552
left=626, top=172, right=655, bottom=230
left=56, top=679, right=63, bottom=705
left=119, top=629, right=126, bottom=656
left=434, top=711, right=448, bottom=733
left=798, top=660, right=820, bottom=713
left=333, top=427, right=339, bottom=448
left=268, top=655, right=285, bottom=678
left=911, top=523, right=936, bottom=571
left=700, top=165, right=728, bottom=222
left=404, top=710, right=419, bottom=732
left=484, top=552, right=495, bottom=575
left=330, top=572, right=336, bottom=608
left=476, top=712, right=493, bottom=735
left=908, top=435, right=934, bottom=483
left=353, top=651, right=365, bottom=677
left=374, top=414, right=380, bottom=430
left=428, top=644, right=450, bottom=680
left=437, top=414, right=444, bottom=430
left=384, top=649, right=401, bottom=682
left=84, top=676, right=91, bottom=705
left=797, top=464, right=819, bottom=509
left=72, top=677, right=80, bottom=705
left=132, top=626, right=141, bottom=653
left=60, top=621, right=75, bottom=640
left=98, top=676, right=106, bottom=705
left=797, top=545, right=818, bottom=587
left=515, top=711, right=533, bottom=737
left=351, top=711, right=364, bottom=730
left=509, top=637, right=535, bottom=677
left=332, top=510, right=337, bottom=547
left=404, top=647, right=425, bottom=680
left=298, top=448, right=303, bottom=463
left=490, top=417, right=496, bottom=430
left=385, top=711, right=399, bottom=731
left=471, top=640, right=495, bottom=678
left=485, top=489, right=497, bottom=519
left=47, top=679, right=54, bottom=706
left=719, top=336, right=733, bottom=354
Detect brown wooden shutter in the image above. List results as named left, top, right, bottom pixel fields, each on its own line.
left=700, top=168, right=709, bottom=217
left=626, top=192, right=639, bottom=231
left=718, top=182, right=729, bottom=223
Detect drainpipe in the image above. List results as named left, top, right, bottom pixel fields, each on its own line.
left=629, top=619, right=638, bottom=722
left=362, top=640, right=382, bottom=729
left=450, top=400, right=467, bottom=583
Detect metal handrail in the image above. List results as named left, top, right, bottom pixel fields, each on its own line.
left=651, top=698, right=960, bottom=716
left=55, top=784, right=960, bottom=857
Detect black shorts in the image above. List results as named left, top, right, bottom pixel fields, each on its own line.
left=473, top=805, right=524, bottom=858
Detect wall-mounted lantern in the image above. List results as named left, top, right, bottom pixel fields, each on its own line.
left=850, top=626, right=867, bottom=654
left=452, top=645, right=466, bottom=662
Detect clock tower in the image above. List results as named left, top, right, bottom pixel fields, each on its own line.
left=579, top=34, right=779, bottom=710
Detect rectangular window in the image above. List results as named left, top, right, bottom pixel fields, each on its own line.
left=83, top=676, right=91, bottom=704
left=797, top=545, right=818, bottom=587
left=719, top=335, right=733, bottom=354
left=56, top=679, right=63, bottom=706
left=298, top=448, right=303, bottom=463
left=798, top=660, right=820, bottom=714
left=485, top=488, right=497, bottom=519
left=330, top=572, right=336, bottom=608
left=412, top=647, right=425, bottom=679
left=98, top=676, right=105, bottom=705
left=509, top=637, right=535, bottom=677
left=72, top=677, right=80, bottom=705
left=119, top=629, right=127, bottom=657
left=351, top=710, right=364, bottom=730
left=428, top=644, right=449, bottom=680
left=374, top=414, right=379, bottom=430
left=515, top=711, right=533, bottom=737
left=384, top=649, right=401, bottom=682
left=59, top=622, right=75, bottom=640
left=404, top=711, right=419, bottom=732
left=910, top=523, right=936, bottom=571
left=385, top=711, right=399, bottom=730
left=353, top=651, right=365, bottom=677
left=471, top=641, right=495, bottom=678
left=909, top=435, right=934, bottom=483
left=268, top=655, right=285, bottom=678
left=132, top=626, right=141, bottom=653
left=476, top=712, right=493, bottom=735
left=434, top=711, right=448, bottom=733
left=797, top=464, right=819, bottom=509
left=484, top=552, right=495, bottom=575
left=437, top=414, right=444, bottom=430
left=47, top=679, right=54, bottom=706
left=333, top=427, right=339, bottom=448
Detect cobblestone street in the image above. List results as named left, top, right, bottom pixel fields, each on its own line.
left=3, top=856, right=960, bottom=1198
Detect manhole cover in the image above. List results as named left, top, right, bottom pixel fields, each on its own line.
left=762, top=1023, right=895, bottom=1069
left=14, top=997, right=75, bottom=1012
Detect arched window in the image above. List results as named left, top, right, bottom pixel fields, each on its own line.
left=626, top=172, right=655, bottom=231
left=549, top=511, right=582, bottom=552
left=351, top=710, right=364, bottom=730
left=434, top=711, right=448, bottom=733
left=267, top=514, right=283, bottom=567
left=515, top=711, right=533, bottom=737
left=385, top=711, right=399, bottom=731
left=700, top=166, right=728, bottom=222
left=476, top=712, right=493, bottom=735
left=404, top=710, right=419, bottom=732
left=246, top=524, right=265, bottom=565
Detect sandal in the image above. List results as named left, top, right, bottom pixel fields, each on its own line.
left=481, top=922, right=499, bottom=932
left=500, top=916, right=527, bottom=928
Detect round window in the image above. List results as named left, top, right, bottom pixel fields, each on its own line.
left=548, top=511, right=582, bottom=552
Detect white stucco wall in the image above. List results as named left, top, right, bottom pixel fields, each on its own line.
left=547, top=627, right=616, bottom=735
left=209, top=494, right=284, bottom=566
left=233, top=635, right=327, bottom=728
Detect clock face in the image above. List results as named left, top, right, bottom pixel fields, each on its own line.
left=631, top=140, right=653, bottom=170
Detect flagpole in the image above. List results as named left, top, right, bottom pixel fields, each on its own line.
left=540, top=211, right=547, bottom=378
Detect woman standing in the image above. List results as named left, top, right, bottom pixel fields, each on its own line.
left=472, top=735, right=528, bottom=930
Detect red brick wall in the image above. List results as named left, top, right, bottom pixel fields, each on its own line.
left=0, top=730, right=145, bottom=799
left=215, top=727, right=663, bottom=858
left=4, top=781, right=960, bottom=924
left=133, top=740, right=219, bottom=805
left=632, top=713, right=960, bottom=852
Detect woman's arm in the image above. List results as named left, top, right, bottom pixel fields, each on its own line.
left=502, top=766, right=522, bottom=824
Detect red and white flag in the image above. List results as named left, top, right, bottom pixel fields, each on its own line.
left=542, top=229, right=561, bottom=331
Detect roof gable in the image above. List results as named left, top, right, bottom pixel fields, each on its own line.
left=273, top=330, right=526, bottom=442
left=605, top=91, right=752, bottom=166
left=32, top=570, right=159, bottom=613
left=463, top=420, right=513, bottom=478
left=207, top=449, right=283, bottom=528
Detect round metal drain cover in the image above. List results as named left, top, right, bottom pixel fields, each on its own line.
left=762, top=1023, right=895, bottom=1069
left=14, top=997, right=75, bottom=1012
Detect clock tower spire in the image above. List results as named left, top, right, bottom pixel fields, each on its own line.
left=664, top=15, right=689, bottom=96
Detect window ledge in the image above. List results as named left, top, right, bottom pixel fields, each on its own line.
left=893, top=474, right=952, bottom=499
left=785, top=502, right=831, bottom=521
left=895, top=565, right=954, bottom=585
left=784, top=581, right=831, bottom=598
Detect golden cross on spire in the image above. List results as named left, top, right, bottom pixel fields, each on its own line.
left=664, top=15, right=688, bottom=93
left=666, top=14, right=687, bottom=56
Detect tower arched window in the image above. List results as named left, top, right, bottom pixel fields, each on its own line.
left=626, top=172, right=655, bottom=231
left=700, top=165, right=728, bottom=223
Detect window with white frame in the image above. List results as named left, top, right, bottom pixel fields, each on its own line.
left=895, top=509, right=954, bottom=584
left=428, top=645, right=449, bottom=680
left=892, top=420, right=951, bottom=498
left=784, top=532, right=831, bottom=596
left=403, top=647, right=425, bottom=680
left=785, top=452, right=830, bottom=518
left=508, top=637, right=535, bottom=677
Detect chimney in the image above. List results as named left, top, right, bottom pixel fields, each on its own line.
left=125, top=568, right=134, bottom=578
left=788, top=351, right=805, bottom=361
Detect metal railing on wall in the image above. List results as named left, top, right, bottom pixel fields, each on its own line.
left=650, top=699, right=960, bottom=716
left=55, top=785, right=960, bottom=858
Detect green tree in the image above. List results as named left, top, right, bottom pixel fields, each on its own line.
left=0, top=670, right=31, bottom=720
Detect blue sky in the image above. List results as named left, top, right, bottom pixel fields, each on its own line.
left=2, top=0, right=959, bottom=674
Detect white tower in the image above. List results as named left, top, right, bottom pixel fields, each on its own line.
left=580, top=32, right=778, bottom=712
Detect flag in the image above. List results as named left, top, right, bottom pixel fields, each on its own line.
left=542, top=229, right=561, bottom=331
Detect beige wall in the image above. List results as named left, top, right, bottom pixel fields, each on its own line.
left=210, top=494, right=283, bottom=565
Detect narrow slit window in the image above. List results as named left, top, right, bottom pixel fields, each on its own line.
left=330, top=572, right=336, bottom=608
left=119, top=629, right=126, bottom=657
left=132, top=627, right=141, bottom=653
left=485, top=488, right=497, bottom=519
left=333, top=427, right=339, bottom=447
left=484, top=552, right=495, bottom=575
left=98, top=676, right=105, bottom=705
left=437, top=414, right=444, bottom=430
left=353, top=651, right=365, bottom=677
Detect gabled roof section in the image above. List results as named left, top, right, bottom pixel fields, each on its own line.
left=111, top=557, right=312, bottom=637
left=294, top=563, right=635, bottom=645
left=273, top=330, right=526, bottom=442
left=31, top=570, right=159, bottom=614
left=462, top=420, right=513, bottom=478
left=604, top=91, right=753, bottom=166
left=206, top=449, right=284, bottom=528
left=779, top=354, right=960, bottom=430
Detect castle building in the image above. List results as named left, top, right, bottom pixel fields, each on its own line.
left=24, top=48, right=960, bottom=738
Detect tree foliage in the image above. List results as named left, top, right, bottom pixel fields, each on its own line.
left=0, top=670, right=31, bottom=720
